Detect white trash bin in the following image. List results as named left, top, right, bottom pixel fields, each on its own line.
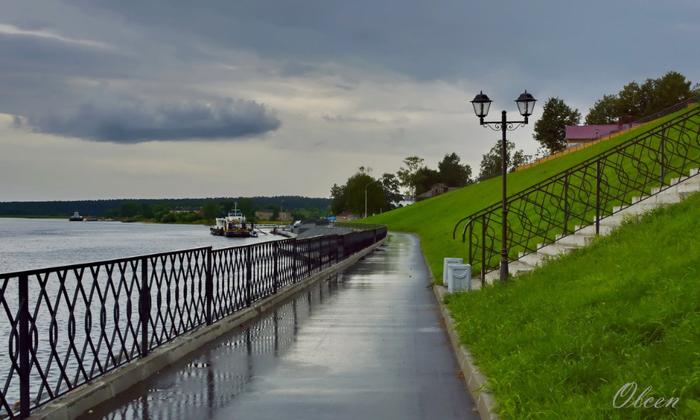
left=447, top=264, right=471, bottom=293
left=443, top=257, right=463, bottom=285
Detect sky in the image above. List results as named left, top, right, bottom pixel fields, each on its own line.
left=1, top=0, right=699, bottom=200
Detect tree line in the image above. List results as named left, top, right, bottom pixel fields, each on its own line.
left=331, top=146, right=530, bottom=214
left=533, top=71, right=698, bottom=154
left=0, top=196, right=331, bottom=223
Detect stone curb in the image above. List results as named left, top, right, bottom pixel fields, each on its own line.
left=413, top=234, right=499, bottom=420
left=29, top=239, right=386, bottom=420
left=432, top=286, right=499, bottom=420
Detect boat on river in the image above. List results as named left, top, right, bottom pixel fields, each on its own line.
left=210, top=206, right=258, bottom=238
left=69, top=211, right=84, bottom=222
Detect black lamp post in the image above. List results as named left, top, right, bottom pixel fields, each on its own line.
left=471, top=90, right=536, bottom=282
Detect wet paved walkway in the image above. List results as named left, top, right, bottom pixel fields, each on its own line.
left=84, top=233, right=477, bottom=419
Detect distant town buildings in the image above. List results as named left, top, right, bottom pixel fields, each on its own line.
left=416, top=183, right=456, bottom=201
left=254, top=210, right=293, bottom=221
left=565, top=123, right=638, bottom=147
left=335, top=211, right=359, bottom=222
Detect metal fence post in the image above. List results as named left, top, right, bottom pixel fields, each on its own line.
left=319, top=237, right=324, bottom=269
left=273, top=242, right=279, bottom=294
left=292, top=241, right=298, bottom=283
left=246, top=247, right=252, bottom=307
left=563, top=174, right=570, bottom=236
left=307, top=241, right=312, bottom=275
left=139, top=257, right=150, bottom=357
left=596, top=160, right=601, bottom=236
left=468, top=222, right=473, bottom=268
left=660, top=130, right=666, bottom=185
left=334, top=235, right=339, bottom=263
left=481, top=215, right=486, bottom=284
left=205, top=248, right=213, bottom=325
left=18, top=274, right=30, bottom=418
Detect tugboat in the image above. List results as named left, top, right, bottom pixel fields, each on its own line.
left=69, top=211, right=84, bottom=222
left=210, top=205, right=258, bottom=238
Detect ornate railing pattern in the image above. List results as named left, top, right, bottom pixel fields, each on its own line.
left=454, top=106, right=700, bottom=282
left=0, top=227, right=386, bottom=418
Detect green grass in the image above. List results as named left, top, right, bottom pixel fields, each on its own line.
left=443, top=192, right=700, bottom=418
left=363, top=106, right=700, bottom=280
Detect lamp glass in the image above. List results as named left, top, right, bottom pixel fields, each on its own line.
left=471, top=91, right=492, bottom=118
left=515, top=90, right=536, bottom=117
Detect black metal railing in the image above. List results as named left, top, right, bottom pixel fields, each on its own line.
left=453, top=105, right=700, bottom=282
left=0, top=226, right=387, bottom=418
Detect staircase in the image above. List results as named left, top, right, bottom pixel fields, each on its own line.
left=453, top=103, right=700, bottom=287
left=487, top=168, right=700, bottom=283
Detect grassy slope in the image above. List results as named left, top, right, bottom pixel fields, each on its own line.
left=363, top=107, right=697, bottom=280
left=444, top=192, right=700, bottom=418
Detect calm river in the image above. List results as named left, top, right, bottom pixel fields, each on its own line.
left=0, top=218, right=275, bottom=273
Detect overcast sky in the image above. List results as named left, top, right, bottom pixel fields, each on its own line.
left=1, top=0, right=699, bottom=200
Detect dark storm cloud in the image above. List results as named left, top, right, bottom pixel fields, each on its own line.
left=20, top=98, right=281, bottom=143
left=2, top=0, right=700, bottom=146
left=66, top=0, right=700, bottom=99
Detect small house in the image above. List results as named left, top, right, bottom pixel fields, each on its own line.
left=565, top=123, right=637, bottom=147
left=416, top=183, right=454, bottom=201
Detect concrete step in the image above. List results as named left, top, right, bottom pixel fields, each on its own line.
left=671, top=175, right=700, bottom=185
left=556, top=232, right=596, bottom=247
left=577, top=223, right=614, bottom=236
left=613, top=202, right=661, bottom=215
left=510, top=260, right=535, bottom=275
left=536, top=242, right=580, bottom=257
left=630, top=192, right=681, bottom=205
left=519, top=252, right=547, bottom=267
left=599, top=214, right=629, bottom=227
left=484, top=270, right=499, bottom=284
left=651, top=182, right=700, bottom=195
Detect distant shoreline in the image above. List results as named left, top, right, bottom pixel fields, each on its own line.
left=0, top=215, right=291, bottom=226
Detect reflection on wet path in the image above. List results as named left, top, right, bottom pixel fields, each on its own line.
left=82, top=233, right=476, bottom=420
left=83, top=278, right=335, bottom=420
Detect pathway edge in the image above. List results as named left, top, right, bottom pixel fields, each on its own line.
left=414, top=234, right=499, bottom=420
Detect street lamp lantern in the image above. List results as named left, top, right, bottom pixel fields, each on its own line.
left=470, top=89, right=536, bottom=283
left=471, top=91, right=492, bottom=119
left=515, top=90, right=536, bottom=118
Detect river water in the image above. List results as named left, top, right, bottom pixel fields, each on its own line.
left=0, top=218, right=274, bottom=274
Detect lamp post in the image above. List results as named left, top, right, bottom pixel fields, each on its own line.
left=470, top=90, right=536, bottom=282
left=363, top=181, right=373, bottom=219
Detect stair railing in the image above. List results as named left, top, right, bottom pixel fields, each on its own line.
left=453, top=105, right=700, bottom=283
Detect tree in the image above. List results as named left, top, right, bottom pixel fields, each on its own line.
left=380, top=173, right=402, bottom=206
left=585, top=71, right=694, bottom=124
left=141, top=203, right=154, bottom=219
left=330, top=183, right=346, bottom=214
left=585, top=94, right=619, bottom=124
left=478, top=140, right=529, bottom=180
left=615, top=81, right=641, bottom=119
left=396, top=156, right=424, bottom=197
left=649, top=71, right=692, bottom=111
left=438, top=153, right=472, bottom=187
left=202, top=202, right=221, bottom=220
left=238, top=198, right=255, bottom=220
left=533, top=97, right=581, bottom=153
left=331, top=171, right=390, bottom=215
left=413, top=167, right=441, bottom=196
left=119, top=201, right=140, bottom=218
